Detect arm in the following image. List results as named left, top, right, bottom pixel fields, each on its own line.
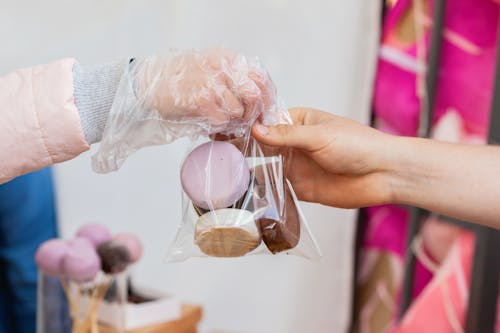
left=0, top=49, right=274, bottom=183
left=0, top=58, right=126, bottom=184
left=0, top=59, right=90, bottom=184
left=252, top=107, right=500, bottom=229
left=388, top=137, right=500, bottom=228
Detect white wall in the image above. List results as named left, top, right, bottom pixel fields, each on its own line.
left=0, top=1, right=380, bottom=332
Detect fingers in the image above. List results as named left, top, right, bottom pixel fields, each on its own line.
left=248, top=66, right=275, bottom=112
left=196, top=90, right=229, bottom=126
left=251, top=106, right=337, bottom=150
left=236, top=79, right=264, bottom=121
left=205, top=51, right=280, bottom=124
left=220, top=89, right=244, bottom=119
left=156, top=48, right=299, bottom=130
left=251, top=122, right=326, bottom=151
left=210, top=54, right=261, bottom=122
left=287, top=107, right=336, bottom=126
left=218, top=57, right=275, bottom=122
left=202, top=48, right=238, bottom=71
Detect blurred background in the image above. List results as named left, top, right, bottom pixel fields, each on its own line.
left=0, top=1, right=380, bottom=332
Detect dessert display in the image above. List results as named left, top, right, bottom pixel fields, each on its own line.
left=35, top=224, right=143, bottom=333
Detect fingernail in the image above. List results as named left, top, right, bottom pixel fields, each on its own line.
left=254, top=124, right=269, bottom=135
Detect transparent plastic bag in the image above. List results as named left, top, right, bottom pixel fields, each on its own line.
left=90, top=48, right=321, bottom=261
left=166, top=135, right=321, bottom=261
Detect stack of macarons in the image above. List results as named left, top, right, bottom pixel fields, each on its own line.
left=181, top=141, right=258, bottom=257
left=35, top=224, right=142, bottom=282
left=180, top=140, right=300, bottom=257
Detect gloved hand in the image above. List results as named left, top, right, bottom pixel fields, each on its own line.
left=92, top=48, right=283, bottom=173
left=135, top=48, right=278, bottom=131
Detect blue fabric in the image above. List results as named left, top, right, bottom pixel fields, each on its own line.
left=0, top=168, right=58, bottom=333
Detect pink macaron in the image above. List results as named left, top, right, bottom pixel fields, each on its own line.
left=181, top=141, right=250, bottom=210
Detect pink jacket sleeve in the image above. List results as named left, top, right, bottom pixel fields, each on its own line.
left=0, top=58, right=90, bottom=183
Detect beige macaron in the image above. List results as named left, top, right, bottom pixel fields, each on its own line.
left=195, top=208, right=261, bottom=257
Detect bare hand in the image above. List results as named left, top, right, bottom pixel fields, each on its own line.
left=252, top=107, right=394, bottom=208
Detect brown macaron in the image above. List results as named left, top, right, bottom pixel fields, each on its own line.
left=252, top=159, right=301, bottom=254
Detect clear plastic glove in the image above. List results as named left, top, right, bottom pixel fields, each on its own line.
left=92, top=48, right=285, bottom=173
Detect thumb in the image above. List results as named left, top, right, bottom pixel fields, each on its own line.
left=252, top=123, right=317, bottom=150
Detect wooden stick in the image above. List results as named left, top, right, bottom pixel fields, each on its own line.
left=75, top=284, right=82, bottom=333
left=90, top=282, right=101, bottom=333
left=87, top=276, right=112, bottom=333
left=59, top=278, right=81, bottom=333
left=59, top=278, right=74, bottom=313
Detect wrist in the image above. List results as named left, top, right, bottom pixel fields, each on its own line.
left=73, top=60, right=130, bottom=145
left=382, top=136, right=429, bottom=206
left=355, top=131, right=401, bottom=206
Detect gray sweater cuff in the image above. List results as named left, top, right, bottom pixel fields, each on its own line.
left=73, top=60, right=129, bottom=144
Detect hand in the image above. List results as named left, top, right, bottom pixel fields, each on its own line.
left=93, top=48, right=279, bottom=174
left=253, top=107, right=500, bottom=229
left=252, top=107, right=395, bottom=208
left=136, top=48, right=277, bottom=133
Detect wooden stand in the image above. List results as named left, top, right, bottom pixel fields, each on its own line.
left=98, top=304, right=202, bottom=333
